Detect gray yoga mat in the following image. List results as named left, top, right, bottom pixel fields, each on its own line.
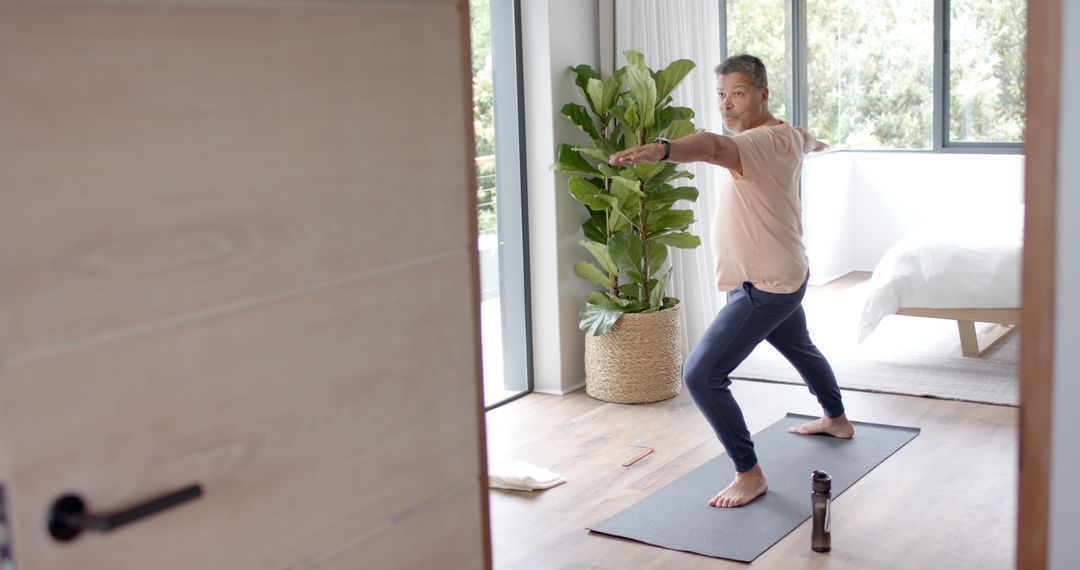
left=588, top=413, right=920, bottom=562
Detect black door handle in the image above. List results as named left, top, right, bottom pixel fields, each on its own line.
left=48, top=484, right=202, bottom=542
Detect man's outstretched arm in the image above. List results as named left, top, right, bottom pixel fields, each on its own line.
left=609, top=132, right=742, bottom=174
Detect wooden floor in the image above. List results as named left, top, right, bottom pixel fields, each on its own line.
left=485, top=382, right=1017, bottom=569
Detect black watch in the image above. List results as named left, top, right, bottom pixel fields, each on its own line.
left=653, top=137, right=671, bottom=161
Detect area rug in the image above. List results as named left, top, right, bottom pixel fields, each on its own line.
left=731, top=280, right=1019, bottom=406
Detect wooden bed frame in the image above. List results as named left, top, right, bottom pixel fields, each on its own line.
left=896, top=307, right=1020, bottom=357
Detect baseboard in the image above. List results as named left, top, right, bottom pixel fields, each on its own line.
left=534, top=380, right=586, bottom=396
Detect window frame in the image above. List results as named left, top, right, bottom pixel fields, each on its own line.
left=483, top=0, right=534, bottom=411
left=721, top=0, right=1025, bottom=154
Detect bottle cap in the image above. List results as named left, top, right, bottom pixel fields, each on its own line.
left=811, top=470, right=832, bottom=493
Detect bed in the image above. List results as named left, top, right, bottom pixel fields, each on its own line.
left=857, top=204, right=1024, bottom=357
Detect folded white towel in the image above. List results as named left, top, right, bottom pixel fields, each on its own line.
left=488, top=460, right=566, bottom=491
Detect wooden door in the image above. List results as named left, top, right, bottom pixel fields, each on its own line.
left=0, top=2, right=490, bottom=569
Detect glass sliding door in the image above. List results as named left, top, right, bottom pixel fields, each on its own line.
left=469, top=0, right=531, bottom=409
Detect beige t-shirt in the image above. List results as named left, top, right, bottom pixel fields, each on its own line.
left=710, top=122, right=815, bottom=293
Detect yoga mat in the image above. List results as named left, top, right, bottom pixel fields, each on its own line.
left=588, top=413, right=920, bottom=562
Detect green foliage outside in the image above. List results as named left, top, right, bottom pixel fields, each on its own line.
left=470, top=0, right=497, bottom=235
left=727, top=0, right=1025, bottom=148
left=727, top=0, right=792, bottom=122
left=949, top=0, right=1026, bottom=142
left=805, top=0, right=935, bottom=149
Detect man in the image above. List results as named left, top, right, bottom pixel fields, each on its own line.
left=609, top=54, right=854, bottom=508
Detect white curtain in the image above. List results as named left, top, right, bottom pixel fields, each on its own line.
left=615, top=0, right=726, bottom=356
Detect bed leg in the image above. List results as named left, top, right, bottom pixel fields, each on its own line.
left=957, top=320, right=1017, bottom=357
left=958, top=320, right=980, bottom=357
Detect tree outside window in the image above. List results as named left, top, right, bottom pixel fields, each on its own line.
left=471, top=0, right=497, bottom=235
left=807, top=0, right=934, bottom=149
left=948, top=0, right=1026, bottom=143
left=727, top=0, right=792, bottom=124
left=725, top=0, right=1026, bottom=150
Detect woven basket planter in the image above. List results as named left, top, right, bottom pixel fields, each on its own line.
left=584, top=300, right=683, bottom=404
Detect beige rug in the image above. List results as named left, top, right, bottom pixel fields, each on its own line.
left=731, top=280, right=1019, bottom=407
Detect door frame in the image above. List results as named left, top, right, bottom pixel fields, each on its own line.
left=1018, top=0, right=1060, bottom=567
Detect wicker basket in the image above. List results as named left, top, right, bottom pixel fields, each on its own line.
left=584, top=300, right=683, bottom=404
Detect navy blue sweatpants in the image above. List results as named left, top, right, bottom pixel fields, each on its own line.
left=683, top=276, right=845, bottom=472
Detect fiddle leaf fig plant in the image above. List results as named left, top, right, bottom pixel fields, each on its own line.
left=555, top=50, right=703, bottom=336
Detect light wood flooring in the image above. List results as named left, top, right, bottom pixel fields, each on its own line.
left=486, top=382, right=1017, bottom=569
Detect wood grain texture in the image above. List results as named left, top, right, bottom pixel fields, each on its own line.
left=1, top=254, right=484, bottom=569
left=896, top=308, right=1020, bottom=325
left=488, top=382, right=1017, bottom=569
left=894, top=308, right=1018, bottom=357
left=0, top=2, right=473, bottom=359
left=0, top=1, right=488, bottom=568
left=1018, top=0, right=1060, bottom=567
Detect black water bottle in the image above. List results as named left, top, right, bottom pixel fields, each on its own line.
left=811, top=470, right=832, bottom=552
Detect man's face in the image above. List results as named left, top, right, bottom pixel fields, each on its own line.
left=717, top=72, right=769, bottom=133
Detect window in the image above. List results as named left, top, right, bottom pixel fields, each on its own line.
left=724, top=0, right=1026, bottom=151
left=726, top=0, right=793, bottom=123
left=807, top=0, right=934, bottom=149
left=947, top=0, right=1026, bottom=144
left=470, top=0, right=532, bottom=409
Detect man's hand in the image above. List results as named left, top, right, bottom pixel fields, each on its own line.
left=608, top=143, right=665, bottom=166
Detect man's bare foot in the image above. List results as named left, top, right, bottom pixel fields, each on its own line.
left=708, top=464, right=768, bottom=508
left=789, top=413, right=855, bottom=439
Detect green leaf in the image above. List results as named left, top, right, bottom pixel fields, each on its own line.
left=653, top=232, right=702, bottom=249
left=623, top=50, right=657, bottom=129
left=645, top=163, right=696, bottom=187
left=596, top=162, right=619, bottom=178
left=648, top=269, right=673, bottom=311
left=619, top=279, right=657, bottom=300
left=586, top=290, right=613, bottom=306
left=646, top=240, right=668, bottom=276
left=611, top=176, right=646, bottom=200
left=570, top=64, right=602, bottom=115
left=568, top=177, right=615, bottom=211
left=647, top=209, right=695, bottom=234
left=582, top=211, right=607, bottom=243
left=574, top=261, right=615, bottom=288
left=622, top=101, right=639, bottom=130
left=633, top=162, right=666, bottom=180
left=661, top=119, right=697, bottom=141
left=600, top=292, right=634, bottom=308
left=574, top=146, right=610, bottom=164
left=555, top=144, right=600, bottom=176
left=561, top=103, right=600, bottom=140
left=608, top=231, right=644, bottom=285
left=602, top=74, right=623, bottom=119
left=586, top=78, right=606, bottom=117
left=609, top=208, right=631, bottom=233
left=656, top=106, right=695, bottom=126
left=595, top=136, right=622, bottom=156
left=580, top=239, right=618, bottom=275
left=654, top=59, right=696, bottom=103
left=609, top=178, right=642, bottom=231
left=646, top=185, right=699, bottom=211
left=623, top=49, right=646, bottom=68
left=579, top=304, right=624, bottom=336
left=664, top=170, right=696, bottom=183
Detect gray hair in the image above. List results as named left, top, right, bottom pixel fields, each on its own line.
left=714, top=54, right=768, bottom=89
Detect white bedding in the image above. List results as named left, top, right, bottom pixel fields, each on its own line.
left=857, top=205, right=1024, bottom=342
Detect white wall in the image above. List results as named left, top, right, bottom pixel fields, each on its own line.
left=522, top=0, right=600, bottom=394
left=802, top=152, right=1025, bottom=284
left=1048, top=0, right=1080, bottom=567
